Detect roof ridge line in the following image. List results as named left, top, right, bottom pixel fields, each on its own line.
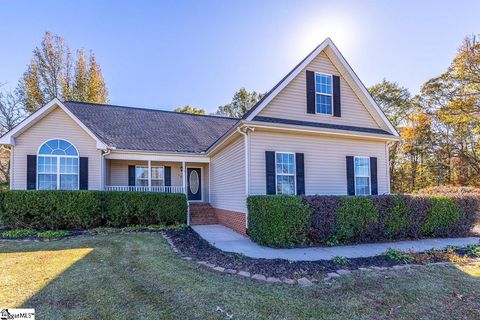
left=64, top=100, right=240, bottom=120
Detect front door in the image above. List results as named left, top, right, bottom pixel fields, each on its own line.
left=187, top=168, right=202, bottom=201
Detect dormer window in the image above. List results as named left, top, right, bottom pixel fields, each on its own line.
left=315, top=73, right=333, bottom=115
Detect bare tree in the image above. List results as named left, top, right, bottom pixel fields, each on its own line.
left=0, top=84, right=26, bottom=181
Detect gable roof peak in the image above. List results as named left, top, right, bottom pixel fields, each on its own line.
left=243, top=38, right=399, bottom=137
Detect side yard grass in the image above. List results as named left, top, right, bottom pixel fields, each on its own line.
left=1, top=234, right=479, bottom=319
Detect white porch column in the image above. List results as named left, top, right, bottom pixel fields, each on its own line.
left=182, top=161, right=186, bottom=195
left=148, top=160, right=152, bottom=191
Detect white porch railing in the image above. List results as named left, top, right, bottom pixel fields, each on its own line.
left=105, top=186, right=185, bottom=193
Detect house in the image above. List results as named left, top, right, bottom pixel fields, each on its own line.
left=0, top=38, right=399, bottom=235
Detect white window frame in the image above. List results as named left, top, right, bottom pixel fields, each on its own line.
left=37, top=138, right=79, bottom=190
left=315, top=72, right=333, bottom=115
left=135, top=165, right=165, bottom=187
left=275, top=151, right=296, bottom=195
left=354, top=156, right=371, bottom=196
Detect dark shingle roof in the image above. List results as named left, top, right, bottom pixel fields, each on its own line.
left=64, top=101, right=239, bottom=153
left=252, top=116, right=393, bottom=136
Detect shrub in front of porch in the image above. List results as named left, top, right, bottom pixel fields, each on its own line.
left=0, top=190, right=187, bottom=230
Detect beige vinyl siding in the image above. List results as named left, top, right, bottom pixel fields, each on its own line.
left=258, top=51, right=381, bottom=129
left=12, top=106, right=102, bottom=190
left=249, top=129, right=389, bottom=195
left=210, top=135, right=246, bottom=213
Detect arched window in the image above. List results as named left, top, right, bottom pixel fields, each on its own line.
left=38, top=139, right=79, bottom=190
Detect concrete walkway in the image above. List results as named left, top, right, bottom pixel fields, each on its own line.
left=192, top=224, right=480, bottom=261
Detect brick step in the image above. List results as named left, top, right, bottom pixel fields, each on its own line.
left=189, top=203, right=218, bottom=225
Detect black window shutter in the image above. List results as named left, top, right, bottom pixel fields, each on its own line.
left=370, top=157, right=378, bottom=195
left=265, top=151, right=276, bottom=195
left=27, top=155, right=36, bottom=190
left=333, top=75, right=341, bottom=117
left=164, top=166, right=171, bottom=186
left=79, top=157, right=88, bottom=190
left=128, top=165, right=136, bottom=186
left=346, top=156, right=355, bottom=195
left=295, top=153, right=305, bottom=195
left=306, top=70, right=315, bottom=114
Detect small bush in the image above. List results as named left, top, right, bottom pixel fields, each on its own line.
left=1, top=229, right=37, bottom=239
left=466, top=244, right=480, bottom=257
left=325, top=236, right=339, bottom=247
left=332, top=256, right=350, bottom=266
left=0, top=190, right=187, bottom=230
left=421, top=196, right=460, bottom=236
left=384, top=249, right=414, bottom=264
left=247, top=195, right=311, bottom=248
left=37, top=230, right=71, bottom=239
left=336, top=197, right=378, bottom=243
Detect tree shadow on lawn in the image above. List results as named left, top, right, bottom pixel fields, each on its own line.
left=1, top=234, right=480, bottom=320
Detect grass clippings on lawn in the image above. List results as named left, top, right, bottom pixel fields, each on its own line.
left=1, top=233, right=480, bottom=319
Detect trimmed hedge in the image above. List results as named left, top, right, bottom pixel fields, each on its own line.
left=248, top=194, right=478, bottom=247
left=0, top=190, right=187, bottom=230
left=247, top=195, right=311, bottom=248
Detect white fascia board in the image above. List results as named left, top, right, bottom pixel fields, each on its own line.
left=0, top=98, right=108, bottom=149
left=245, top=120, right=400, bottom=142
left=106, top=150, right=210, bottom=163
left=245, top=38, right=399, bottom=137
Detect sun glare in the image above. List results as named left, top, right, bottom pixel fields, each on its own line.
left=287, top=10, right=364, bottom=60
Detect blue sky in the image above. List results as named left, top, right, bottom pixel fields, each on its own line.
left=1, top=0, right=479, bottom=113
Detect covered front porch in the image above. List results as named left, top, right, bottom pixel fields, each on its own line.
left=103, top=156, right=209, bottom=202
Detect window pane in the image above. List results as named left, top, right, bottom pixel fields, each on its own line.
left=60, top=174, right=78, bottom=190
left=276, top=153, right=295, bottom=175
left=151, top=167, right=164, bottom=180
left=316, top=94, right=332, bottom=114
left=136, top=167, right=148, bottom=179
left=315, top=74, right=332, bottom=94
left=276, top=175, right=295, bottom=195
left=60, top=157, right=79, bottom=174
left=355, top=177, right=370, bottom=195
left=64, top=145, right=78, bottom=156
left=355, top=157, right=370, bottom=177
left=38, top=156, right=57, bottom=174
left=39, top=144, right=53, bottom=155
left=46, top=139, right=59, bottom=151
left=38, top=174, right=57, bottom=190
left=136, top=179, right=148, bottom=186
left=151, top=179, right=164, bottom=187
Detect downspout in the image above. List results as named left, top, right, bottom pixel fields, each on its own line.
left=385, top=141, right=392, bottom=194
left=237, top=126, right=254, bottom=230
left=101, top=148, right=112, bottom=190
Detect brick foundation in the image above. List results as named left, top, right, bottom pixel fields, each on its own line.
left=213, top=208, right=247, bottom=235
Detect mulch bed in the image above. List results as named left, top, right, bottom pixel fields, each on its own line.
left=165, top=228, right=405, bottom=278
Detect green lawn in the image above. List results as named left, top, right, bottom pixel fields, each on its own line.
left=1, top=234, right=479, bottom=319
